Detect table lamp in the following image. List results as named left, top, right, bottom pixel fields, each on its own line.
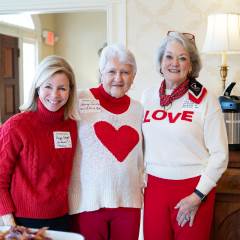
left=202, top=13, right=240, bottom=90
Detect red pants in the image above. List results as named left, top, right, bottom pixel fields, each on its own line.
left=144, top=175, right=215, bottom=240
left=70, top=207, right=141, bottom=240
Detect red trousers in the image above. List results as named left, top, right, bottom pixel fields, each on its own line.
left=144, top=175, right=215, bottom=240
left=70, top=207, right=141, bottom=240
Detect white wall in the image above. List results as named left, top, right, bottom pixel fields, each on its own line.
left=127, top=0, right=240, bottom=100
left=38, top=14, right=56, bottom=59
left=54, top=12, right=106, bottom=89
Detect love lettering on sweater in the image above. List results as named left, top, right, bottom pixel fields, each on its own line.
left=143, top=109, right=194, bottom=123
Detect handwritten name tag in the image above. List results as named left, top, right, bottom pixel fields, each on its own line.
left=53, top=132, right=72, bottom=149
left=182, top=99, right=199, bottom=109
left=79, top=99, right=101, bottom=113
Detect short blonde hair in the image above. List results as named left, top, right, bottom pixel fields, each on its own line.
left=20, top=55, right=79, bottom=120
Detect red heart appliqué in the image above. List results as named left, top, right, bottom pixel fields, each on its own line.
left=94, top=121, right=139, bottom=162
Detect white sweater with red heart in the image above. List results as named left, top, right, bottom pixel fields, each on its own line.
left=69, top=86, right=144, bottom=214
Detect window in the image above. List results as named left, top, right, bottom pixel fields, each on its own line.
left=23, top=40, right=36, bottom=102
left=0, top=13, right=34, bottom=29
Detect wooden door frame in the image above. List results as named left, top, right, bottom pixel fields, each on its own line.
left=0, top=0, right=127, bottom=45
left=0, top=34, right=19, bottom=123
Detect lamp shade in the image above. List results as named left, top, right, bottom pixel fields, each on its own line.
left=202, top=13, right=240, bottom=54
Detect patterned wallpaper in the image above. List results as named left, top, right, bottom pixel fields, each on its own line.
left=127, top=0, right=240, bottom=99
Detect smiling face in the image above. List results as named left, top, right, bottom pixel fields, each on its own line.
left=161, top=41, right=192, bottom=89
left=101, top=57, right=135, bottom=98
left=38, top=72, right=70, bottom=112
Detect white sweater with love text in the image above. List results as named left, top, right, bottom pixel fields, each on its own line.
left=142, top=87, right=228, bottom=195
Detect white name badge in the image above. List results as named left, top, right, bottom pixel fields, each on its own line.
left=79, top=99, right=101, bottom=113
left=53, top=132, right=72, bottom=149
left=182, top=99, right=199, bottom=109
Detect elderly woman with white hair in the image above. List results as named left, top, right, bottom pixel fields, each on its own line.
left=69, top=44, right=144, bottom=240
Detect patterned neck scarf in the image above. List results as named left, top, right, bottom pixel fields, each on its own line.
left=159, top=79, right=189, bottom=106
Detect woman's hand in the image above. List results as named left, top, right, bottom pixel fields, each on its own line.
left=1, top=213, right=16, bottom=226
left=174, top=193, right=201, bottom=227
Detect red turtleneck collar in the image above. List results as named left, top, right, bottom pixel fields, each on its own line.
left=90, top=84, right=130, bottom=114
left=36, top=98, right=65, bottom=123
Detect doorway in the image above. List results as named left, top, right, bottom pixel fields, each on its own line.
left=0, top=34, right=19, bottom=123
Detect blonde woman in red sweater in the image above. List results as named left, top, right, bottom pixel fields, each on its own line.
left=0, top=55, right=79, bottom=231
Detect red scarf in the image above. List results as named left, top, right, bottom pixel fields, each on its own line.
left=159, top=79, right=189, bottom=106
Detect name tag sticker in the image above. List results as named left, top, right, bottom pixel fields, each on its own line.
left=53, top=132, right=72, bottom=149
left=79, top=99, right=101, bottom=113
left=182, top=99, right=199, bottom=110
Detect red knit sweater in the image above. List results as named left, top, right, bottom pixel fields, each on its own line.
left=0, top=100, right=77, bottom=219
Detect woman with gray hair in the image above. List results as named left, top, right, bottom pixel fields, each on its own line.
left=69, top=44, right=144, bottom=240
left=0, top=55, right=78, bottom=231
left=142, top=31, right=228, bottom=240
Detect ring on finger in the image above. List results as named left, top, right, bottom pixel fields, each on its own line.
left=184, top=215, right=190, bottom=221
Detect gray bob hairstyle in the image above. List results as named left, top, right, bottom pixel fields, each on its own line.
left=99, top=44, right=137, bottom=75
left=20, top=55, right=79, bottom=120
left=156, top=31, right=202, bottom=79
